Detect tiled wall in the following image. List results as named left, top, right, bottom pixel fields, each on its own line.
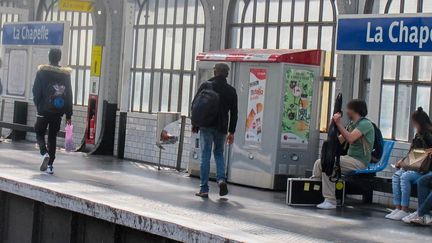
left=121, top=112, right=192, bottom=169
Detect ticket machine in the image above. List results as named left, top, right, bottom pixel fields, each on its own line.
left=189, top=49, right=324, bottom=190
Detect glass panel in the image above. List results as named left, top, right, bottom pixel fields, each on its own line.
left=161, top=73, right=171, bottom=112
left=184, top=28, right=194, bottom=71
left=267, top=27, right=278, bottom=49
left=154, top=28, right=164, bottom=69
left=307, top=26, right=318, bottom=48
left=232, top=0, right=245, bottom=23
left=173, top=29, right=183, bottom=70
left=152, top=72, right=161, bottom=112
left=255, top=0, right=266, bottom=23
left=383, top=56, right=397, bottom=80
left=254, top=27, right=265, bottom=48
left=268, top=0, right=280, bottom=22
left=230, top=27, right=241, bottom=48
left=322, top=0, right=334, bottom=21
left=242, top=27, right=253, bottom=48
left=157, top=0, right=166, bottom=24
left=404, top=1, right=417, bottom=13
left=133, top=72, right=142, bottom=111
left=416, top=86, right=431, bottom=113
left=280, top=0, right=292, bottom=22
left=244, top=1, right=254, bottom=23
left=170, top=74, right=180, bottom=111
left=181, top=74, right=191, bottom=115
left=145, top=29, right=154, bottom=68
left=292, top=26, right=303, bottom=49
left=164, top=28, right=173, bottom=69
left=186, top=0, right=196, bottom=24
left=309, top=0, right=320, bottom=22
left=142, top=72, right=151, bottom=112
left=135, top=29, right=145, bottom=68
left=399, top=56, right=413, bottom=81
left=279, top=27, right=291, bottom=49
left=76, top=70, right=84, bottom=105
left=418, top=56, right=432, bottom=81
left=395, top=84, right=412, bottom=141
left=380, top=85, right=395, bottom=139
left=176, top=0, right=185, bottom=24
left=294, top=0, right=305, bottom=21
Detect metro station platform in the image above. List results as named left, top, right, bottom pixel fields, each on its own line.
left=0, top=141, right=431, bottom=243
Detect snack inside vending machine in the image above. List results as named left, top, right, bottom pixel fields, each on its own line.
left=189, top=49, right=325, bottom=190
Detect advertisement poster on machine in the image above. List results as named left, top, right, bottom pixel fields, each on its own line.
left=281, top=68, right=314, bottom=145
left=245, top=68, right=267, bottom=143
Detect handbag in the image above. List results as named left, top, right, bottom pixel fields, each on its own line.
left=400, top=149, right=432, bottom=173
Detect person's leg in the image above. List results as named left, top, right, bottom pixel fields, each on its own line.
left=392, top=170, right=404, bottom=210
left=213, top=129, right=228, bottom=196
left=417, top=172, right=432, bottom=207
left=47, top=116, right=62, bottom=166
left=339, top=156, right=366, bottom=173
left=198, top=128, right=213, bottom=194
left=400, top=170, right=423, bottom=211
left=213, top=129, right=227, bottom=182
left=418, top=192, right=432, bottom=217
left=34, top=116, right=49, bottom=155
left=312, top=159, right=322, bottom=179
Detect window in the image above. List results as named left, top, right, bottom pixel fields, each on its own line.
left=369, top=0, right=432, bottom=141
left=0, top=0, right=20, bottom=50
left=37, top=0, right=94, bottom=106
left=130, top=0, right=205, bottom=114
left=228, top=0, right=338, bottom=131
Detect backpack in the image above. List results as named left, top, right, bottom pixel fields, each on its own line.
left=191, top=82, right=220, bottom=127
left=45, top=80, right=67, bottom=114
left=368, top=120, right=384, bottom=163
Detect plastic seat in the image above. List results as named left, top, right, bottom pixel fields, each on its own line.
left=348, top=140, right=395, bottom=175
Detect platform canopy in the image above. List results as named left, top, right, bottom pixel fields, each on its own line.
left=196, top=49, right=323, bottom=66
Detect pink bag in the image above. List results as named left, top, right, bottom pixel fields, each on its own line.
left=65, top=124, right=75, bottom=152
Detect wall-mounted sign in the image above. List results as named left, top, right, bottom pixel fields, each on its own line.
left=281, top=68, right=314, bottom=145
left=337, top=14, right=432, bottom=55
left=2, top=22, right=65, bottom=46
left=59, top=0, right=94, bottom=12
left=245, top=68, right=266, bottom=143
left=91, top=45, right=102, bottom=77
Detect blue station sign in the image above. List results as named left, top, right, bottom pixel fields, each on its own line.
left=2, top=22, right=65, bottom=46
left=337, top=14, right=432, bottom=55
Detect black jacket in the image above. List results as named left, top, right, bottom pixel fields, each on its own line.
left=33, top=65, right=73, bottom=119
left=195, top=76, right=238, bottom=134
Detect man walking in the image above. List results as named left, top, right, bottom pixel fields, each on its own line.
left=192, top=63, right=238, bottom=198
left=33, top=49, right=73, bottom=175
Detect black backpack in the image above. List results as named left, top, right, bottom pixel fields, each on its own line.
left=45, top=80, right=67, bottom=114
left=365, top=119, right=384, bottom=163
left=191, top=82, right=220, bottom=127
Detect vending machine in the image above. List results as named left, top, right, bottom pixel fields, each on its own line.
left=190, top=49, right=324, bottom=190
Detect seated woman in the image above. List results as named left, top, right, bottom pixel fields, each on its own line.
left=410, top=172, right=432, bottom=225
left=386, top=107, right=432, bottom=221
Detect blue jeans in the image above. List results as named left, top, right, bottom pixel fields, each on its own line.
left=199, top=128, right=227, bottom=193
left=392, top=169, right=422, bottom=207
left=417, top=172, right=432, bottom=216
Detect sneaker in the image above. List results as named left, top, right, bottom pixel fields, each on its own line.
left=46, top=166, right=54, bottom=175
left=388, top=210, right=409, bottom=221
left=40, top=153, right=50, bottom=171
left=218, top=180, right=229, bottom=197
left=195, top=191, right=209, bottom=198
left=317, top=199, right=337, bottom=209
left=385, top=209, right=400, bottom=219
left=402, top=211, right=418, bottom=223
left=411, top=214, right=432, bottom=226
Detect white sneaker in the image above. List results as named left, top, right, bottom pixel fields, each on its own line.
left=385, top=209, right=400, bottom=219
left=402, top=211, right=418, bottom=223
left=411, top=214, right=432, bottom=226
left=40, top=153, right=50, bottom=171
left=388, top=210, right=409, bottom=221
left=317, top=200, right=337, bottom=209
left=46, top=165, right=54, bottom=175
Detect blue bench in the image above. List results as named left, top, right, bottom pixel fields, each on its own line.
left=349, top=140, right=395, bottom=175
left=345, top=140, right=395, bottom=203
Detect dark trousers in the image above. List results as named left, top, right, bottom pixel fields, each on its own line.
left=35, top=116, right=62, bottom=165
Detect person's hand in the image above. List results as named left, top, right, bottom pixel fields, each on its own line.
left=192, top=126, right=199, bottom=133
left=332, top=112, right=342, bottom=124
left=395, top=160, right=402, bottom=169
left=66, top=118, right=72, bottom=126
left=227, top=133, right=235, bottom=145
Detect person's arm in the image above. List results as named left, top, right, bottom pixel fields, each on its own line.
left=32, top=72, right=42, bottom=107
left=333, top=113, right=363, bottom=144
left=227, top=90, right=238, bottom=144
left=65, top=74, right=73, bottom=124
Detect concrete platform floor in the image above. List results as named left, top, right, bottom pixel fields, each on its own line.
left=0, top=141, right=431, bottom=243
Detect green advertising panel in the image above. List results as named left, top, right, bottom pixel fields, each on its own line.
left=281, top=68, right=314, bottom=145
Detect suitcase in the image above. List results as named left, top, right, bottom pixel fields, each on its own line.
left=286, top=178, right=345, bottom=206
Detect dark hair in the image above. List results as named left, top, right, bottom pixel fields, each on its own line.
left=49, top=48, right=62, bottom=65
left=347, top=99, right=368, bottom=117
left=411, top=107, right=432, bottom=132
